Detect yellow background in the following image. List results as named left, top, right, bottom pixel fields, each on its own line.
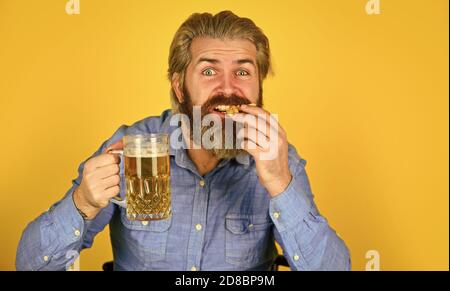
left=0, top=0, right=448, bottom=271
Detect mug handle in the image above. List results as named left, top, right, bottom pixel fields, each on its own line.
left=108, top=149, right=127, bottom=208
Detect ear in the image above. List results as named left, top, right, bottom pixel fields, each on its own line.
left=171, top=73, right=184, bottom=103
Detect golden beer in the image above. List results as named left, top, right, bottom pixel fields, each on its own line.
left=123, top=134, right=171, bottom=221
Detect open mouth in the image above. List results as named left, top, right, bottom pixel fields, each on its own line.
left=212, top=103, right=256, bottom=116
left=213, top=105, right=240, bottom=116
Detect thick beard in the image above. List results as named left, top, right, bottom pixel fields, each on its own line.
left=177, top=86, right=263, bottom=160
left=207, top=126, right=245, bottom=160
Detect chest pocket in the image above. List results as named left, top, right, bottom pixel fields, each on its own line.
left=120, top=209, right=172, bottom=262
left=225, top=214, right=275, bottom=267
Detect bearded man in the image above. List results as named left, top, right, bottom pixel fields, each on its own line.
left=17, top=11, right=350, bottom=271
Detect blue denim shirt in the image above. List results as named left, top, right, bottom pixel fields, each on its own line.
left=16, top=109, right=350, bottom=271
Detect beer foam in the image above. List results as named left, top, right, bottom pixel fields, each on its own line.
left=124, top=152, right=168, bottom=158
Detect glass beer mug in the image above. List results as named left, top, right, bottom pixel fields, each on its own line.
left=109, top=134, right=171, bottom=221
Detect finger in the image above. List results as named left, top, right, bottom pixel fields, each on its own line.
left=91, top=153, right=120, bottom=169
left=230, top=112, right=266, bottom=131
left=236, top=128, right=274, bottom=152
left=239, top=129, right=282, bottom=162
left=238, top=104, right=271, bottom=123
left=232, top=113, right=274, bottom=144
left=238, top=105, right=286, bottom=135
left=240, top=139, right=262, bottom=158
left=102, top=174, right=121, bottom=189
left=239, top=104, right=269, bottom=115
left=237, top=126, right=271, bottom=151
left=103, top=139, right=124, bottom=154
left=96, top=163, right=120, bottom=179
left=104, top=185, right=121, bottom=199
left=231, top=112, right=280, bottom=138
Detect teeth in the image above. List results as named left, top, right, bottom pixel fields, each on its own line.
left=214, top=105, right=239, bottom=116
left=214, top=104, right=240, bottom=115
left=214, top=104, right=256, bottom=111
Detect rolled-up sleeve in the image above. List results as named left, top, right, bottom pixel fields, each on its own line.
left=16, top=125, right=127, bottom=271
left=16, top=189, right=87, bottom=271
left=271, top=146, right=351, bottom=271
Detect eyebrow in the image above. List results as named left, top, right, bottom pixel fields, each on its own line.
left=235, top=58, right=256, bottom=67
left=196, top=57, right=256, bottom=68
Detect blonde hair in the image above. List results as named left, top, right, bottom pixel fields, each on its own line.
left=167, top=10, right=271, bottom=110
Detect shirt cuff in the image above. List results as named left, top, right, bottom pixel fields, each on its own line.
left=269, top=174, right=313, bottom=232
left=49, top=190, right=87, bottom=245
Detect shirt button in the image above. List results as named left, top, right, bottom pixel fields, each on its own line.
left=273, top=212, right=280, bottom=219
left=141, top=221, right=148, bottom=226
left=195, top=224, right=202, bottom=231
left=248, top=224, right=254, bottom=230
left=43, top=256, right=49, bottom=262
left=199, top=180, right=205, bottom=187
left=293, top=254, right=300, bottom=261
left=74, top=229, right=81, bottom=237
left=191, top=266, right=197, bottom=271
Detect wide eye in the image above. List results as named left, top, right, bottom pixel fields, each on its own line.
left=202, top=68, right=216, bottom=76
left=236, top=70, right=249, bottom=77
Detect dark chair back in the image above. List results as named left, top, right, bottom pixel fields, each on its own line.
left=102, top=255, right=289, bottom=271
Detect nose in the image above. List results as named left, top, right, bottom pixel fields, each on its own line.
left=217, top=73, right=239, bottom=97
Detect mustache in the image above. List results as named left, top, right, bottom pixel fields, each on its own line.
left=202, top=94, right=251, bottom=113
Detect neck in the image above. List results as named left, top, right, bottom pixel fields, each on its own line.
left=180, top=123, right=221, bottom=176
left=187, top=147, right=220, bottom=176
